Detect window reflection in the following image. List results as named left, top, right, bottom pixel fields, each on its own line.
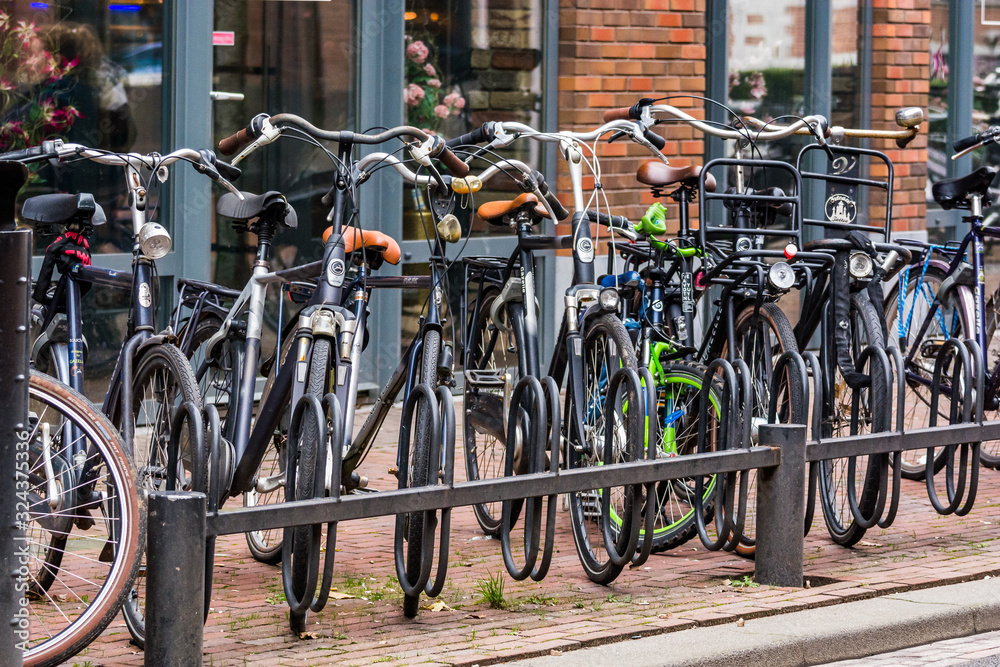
left=4, top=2, right=163, bottom=255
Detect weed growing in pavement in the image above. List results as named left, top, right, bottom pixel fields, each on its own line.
left=521, top=592, right=555, bottom=607
left=729, top=575, right=759, bottom=589
left=606, top=593, right=632, bottom=603
left=475, top=570, right=507, bottom=609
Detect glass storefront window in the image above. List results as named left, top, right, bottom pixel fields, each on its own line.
left=3, top=2, right=164, bottom=254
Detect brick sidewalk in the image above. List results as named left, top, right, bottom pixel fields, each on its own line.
left=64, top=405, right=1000, bottom=666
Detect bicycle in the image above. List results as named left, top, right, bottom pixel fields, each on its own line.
left=175, top=114, right=468, bottom=625
left=886, top=124, right=1000, bottom=472
left=7, top=139, right=243, bottom=647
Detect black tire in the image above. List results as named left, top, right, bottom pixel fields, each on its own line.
left=567, top=313, right=639, bottom=585
left=643, top=361, right=723, bottom=553
left=980, top=286, right=1000, bottom=467
left=819, top=293, right=890, bottom=547
left=288, top=337, right=329, bottom=634
left=24, top=372, right=143, bottom=667
left=463, top=289, right=524, bottom=536
left=884, top=265, right=971, bottom=478
left=724, top=302, right=805, bottom=557
left=113, top=343, right=202, bottom=649
left=403, top=327, right=440, bottom=618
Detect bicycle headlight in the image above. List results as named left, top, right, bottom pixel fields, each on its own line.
left=767, top=262, right=795, bottom=291
left=138, top=222, right=172, bottom=259
left=599, top=288, right=619, bottom=312
left=848, top=251, right=873, bottom=279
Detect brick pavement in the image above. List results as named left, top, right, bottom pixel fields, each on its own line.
left=62, top=405, right=1000, bottom=666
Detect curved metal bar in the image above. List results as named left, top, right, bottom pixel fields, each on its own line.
left=631, top=366, right=659, bottom=568
left=801, top=351, right=823, bottom=536
left=955, top=338, right=983, bottom=517
left=311, top=394, right=344, bottom=613
left=425, top=386, right=456, bottom=597
left=844, top=345, right=891, bottom=530
left=281, top=392, right=326, bottom=615
left=500, top=375, right=545, bottom=581
left=694, top=358, right=738, bottom=551
left=878, top=345, right=906, bottom=529
left=724, top=358, right=753, bottom=552
left=599, top=367, right=644, bottom=568
left=528, top=376, right=562, bottom=582
left=767, top=351, right=808, bottom=425
left=926, top=338, right=972, bottom=515
left=203, top=404, right=221, bottom=622
left=393, top=383, right=440, bottom=598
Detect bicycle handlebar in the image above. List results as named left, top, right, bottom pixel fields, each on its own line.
left=952, top=126, right=1000, bottom=159
left=740, top=107, right=924, bottom=149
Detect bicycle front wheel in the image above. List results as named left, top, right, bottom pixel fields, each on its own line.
left=23, top=372, right=142, bottom=667
left=113, top=343, right=202, bottom=649
left=567, top=313, right=639, bottom=585
left=819, top=293, right=890, bottom=547
left=884, top=264, right=972, bottom=478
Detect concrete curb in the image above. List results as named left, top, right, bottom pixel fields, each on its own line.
left=502, top=578, right=1000, bottom=666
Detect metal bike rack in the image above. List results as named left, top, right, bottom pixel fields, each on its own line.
left=140, top=335, right=1000, bottom=665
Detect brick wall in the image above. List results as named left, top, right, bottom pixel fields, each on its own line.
left=557, top=0, right=708, bottom=231
left=869, top=0, right=931, bottom=233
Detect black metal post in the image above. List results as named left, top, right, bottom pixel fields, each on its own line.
left=755, top=424, right=806, bottom=587
left=145, top=491, right=206, bottom=667
left=0, top=229, right=31, bottom=666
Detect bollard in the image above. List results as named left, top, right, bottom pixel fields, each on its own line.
left=0, top=229, right=31, bottom=666
left=146, top=491, right=207, bottom=667
left=755, top=423, right=806, bottom=587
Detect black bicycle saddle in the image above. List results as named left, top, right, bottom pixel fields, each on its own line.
left=931, top=166, right=997, bottom=210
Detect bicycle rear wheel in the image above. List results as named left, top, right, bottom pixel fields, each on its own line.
left=112, top=343, right=202, bottom=649
left=23, top=372, right=142, bottom=667
left=819, top=294, right=889, bottom=547
left=567, top=313, right=639, bottom=585
left=981, top=286, right=1000, bottom=467
left=884, top=265, right=971, bottom=478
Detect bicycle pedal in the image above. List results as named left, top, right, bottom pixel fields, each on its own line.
left=465, top=368, right=506, bottom=389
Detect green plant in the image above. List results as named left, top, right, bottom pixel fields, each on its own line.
left=729, top=575, right=759, bottom=589
left=403, top=31, right=464, bottom=132
left=475, top=570, right=507, bottom=610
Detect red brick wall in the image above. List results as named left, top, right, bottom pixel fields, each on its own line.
left=556, top=0, right=707, bottom=232
left=869, top=0, right=931, bottom=233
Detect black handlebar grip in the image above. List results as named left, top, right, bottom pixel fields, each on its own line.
left=218, top=128, right=252, bottom=156
left=437, top=147, right=470, bottom=177
left=445, top=122, right=495, bottom=148
left=542, top=190, right=569, bottom=221
left=643, top=128, right=666, bottom=151
left=0, top=145, right=45, bottom=163
left=953, top=133, right=982, bottom=153
left=584, top=209, right=630, bottom=230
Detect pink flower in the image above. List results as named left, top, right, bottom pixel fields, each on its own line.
left=0, top=12, right=9, bottom=30
left=0, top=78, right=12, bottom=93
left=424, top=63, right=436, bottom=77
left=406, top=40, right=429, bottom=63
left=453, top=96, right=465, bottom=110
left=36, top=99, right=54, bottom=124
left=433, top=104, right=450, bottom=119
left=404, top=83, right=425, bottom=107
left=427, top=78, right=441, bottom=89
left=443, top=92, right=460, bottom=107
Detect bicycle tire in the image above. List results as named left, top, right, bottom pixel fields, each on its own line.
left=567, top=313, right=638, bottom=585
left=403, top=327, right=440, bottom=618
left=463, top=289, right=526, bottom=536
left=723, top=301, right=805, bottom=557
left=642, top=361, right=723, bottom=553
left=884, top=265, right=972, bottom=478
left=288, top=336, right=328, bottom=634
left=186, top=313, right=286, bottom=563
left=23, top=371, right=143, bottom=667
left=113, top=343, right=202, bottom=649
left=819, top=293, right=889, bottom=547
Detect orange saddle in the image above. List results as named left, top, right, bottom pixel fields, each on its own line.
left=322, top=226, right=402, bottom=265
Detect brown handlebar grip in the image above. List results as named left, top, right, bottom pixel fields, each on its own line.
left=603, top=107, right=633, bottom=123
left=896, top=129, right=918, bottom=149
left=219, top=128, right=251, bottom=156
left=437, top=147, right=470, bottom=178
